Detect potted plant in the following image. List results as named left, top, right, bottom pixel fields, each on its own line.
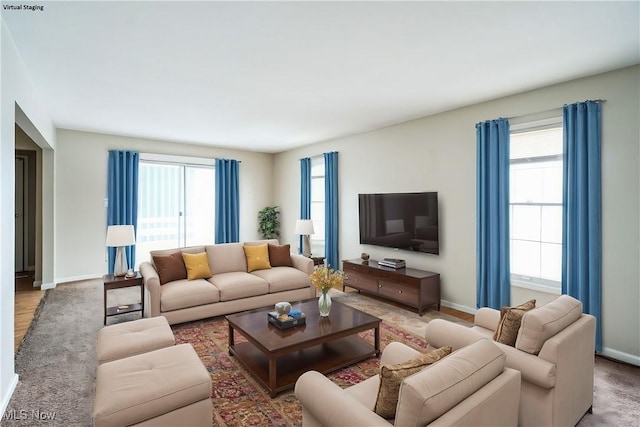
left=258, top=206, right=280, bottom=239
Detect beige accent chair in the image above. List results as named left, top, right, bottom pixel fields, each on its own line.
left=425, top=295, right=596, bottom=427
left=295, top=339, right=521, bottom=426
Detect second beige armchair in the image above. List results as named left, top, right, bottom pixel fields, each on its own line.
left=425, top=295, right=596, bottom=427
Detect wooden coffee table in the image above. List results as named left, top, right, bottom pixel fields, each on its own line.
left=226, top=298, right=381, bottom=397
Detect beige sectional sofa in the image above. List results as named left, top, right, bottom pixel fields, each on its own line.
left=139, top=239, right=314, bottom=325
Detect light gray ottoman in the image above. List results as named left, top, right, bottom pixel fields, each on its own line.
left=97, top=316, right=175, bottom=364
left=93, top=344, right=212, bottom=427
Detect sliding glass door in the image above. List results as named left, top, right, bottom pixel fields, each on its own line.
left=184, top=166, right=215, bottom=246
left=135, top=161, right=215, bottom=266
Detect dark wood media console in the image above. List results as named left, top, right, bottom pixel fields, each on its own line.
left=342, top=259, right=440, bottom=315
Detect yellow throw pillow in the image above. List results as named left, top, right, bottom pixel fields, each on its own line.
left=374, top=345, right=452, bottom=419
left=181, top=252, right=213, bottom=280
left=493, top=299, right=536, bottom=346
left=243, top=244, right=271, bottom=273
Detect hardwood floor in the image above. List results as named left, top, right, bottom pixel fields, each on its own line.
left=440, top=305, right=475, bottom=323
left=14, top=272, right=45, bottom=353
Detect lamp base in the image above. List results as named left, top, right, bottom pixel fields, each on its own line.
left=302, top=235, right=311, bottom=258
left=114, top=246, right=129, bottom=276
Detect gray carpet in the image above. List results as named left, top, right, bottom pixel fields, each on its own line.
left=2, top=280, right=139, bottom=426
left=2, top=279, right=639, bottom=426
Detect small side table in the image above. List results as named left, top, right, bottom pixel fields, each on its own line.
left=103, top=272, right=144, bottom=325
left=311, top=256, right=325, bottom=266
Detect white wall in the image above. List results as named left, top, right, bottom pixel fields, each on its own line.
left=1, top=19, right=56, bottom=416
left=54, top=129, right=275, bottom=281
left=273, top=65, right=640, bottom=364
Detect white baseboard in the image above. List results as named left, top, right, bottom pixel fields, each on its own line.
left=33, top=280, right=42, bottom=287
left=0, top=373, right=19, bottom=420
left=441, top=299, right=477, bottom=315
left=40, top=282, right=55, bottom=290
left=599, top=347, right=640, bottom=367
left=55, top=274, right=102, bottom=285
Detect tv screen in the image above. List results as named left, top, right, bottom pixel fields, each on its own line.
left=359, top=192, right=439, bottom=255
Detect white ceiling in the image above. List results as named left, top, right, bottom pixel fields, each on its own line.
left=3, top=1, right=639, bottom=153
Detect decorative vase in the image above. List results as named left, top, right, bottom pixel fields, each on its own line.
left=318, top=292, right=332, bottom=317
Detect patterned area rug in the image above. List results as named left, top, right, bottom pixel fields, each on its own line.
left=329, top=288, right=470, bottom=337
left=172, top=314, right=429, bottom=427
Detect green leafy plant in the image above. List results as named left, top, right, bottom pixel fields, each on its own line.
left=258, top=206, right=280, bottom=239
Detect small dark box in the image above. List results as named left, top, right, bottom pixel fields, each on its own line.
left=268, top=311, right=306, bottom=329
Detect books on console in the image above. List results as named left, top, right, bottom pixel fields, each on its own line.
left=378, top=258, right=406, bottom=269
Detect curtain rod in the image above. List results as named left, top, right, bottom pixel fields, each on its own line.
left=506, top=99, right=606, bottom=121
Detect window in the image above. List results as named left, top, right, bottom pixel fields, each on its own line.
left=135, top=154, right=215, bottom=267
left=310, top=156, right=325, bottom=256
left=510, top=118, right=563, bottom=290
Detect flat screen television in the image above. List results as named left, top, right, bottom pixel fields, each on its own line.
left=358, top=192, right=439, bottom=255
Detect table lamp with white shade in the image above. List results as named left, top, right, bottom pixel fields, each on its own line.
left=295, top=219, right=314, bottom=258
left=106, top=225, right=136, bottom=276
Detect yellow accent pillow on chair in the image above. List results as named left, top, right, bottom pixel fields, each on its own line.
left=181, top=252, right=213, bottom=280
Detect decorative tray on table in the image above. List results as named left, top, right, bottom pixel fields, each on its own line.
left=267, top=311, right=306, bottom=329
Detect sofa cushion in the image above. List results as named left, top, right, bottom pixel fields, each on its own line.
left=205, top=243, right=247, bottom=275
left=493, top=299, right=536, bottom=346
left=345, top=373, right=381, bottom=410
left=209, top=272, right=269, bottom=301
left=251, top=267, right=311, bottom=293
left=152, top=251, right=187, bottom=285
left=97, top=317, right=175, bottom=364
left=374, top=346, right=452, bottom=419
left=182, top=252, right=213, bottom=280
left=160, top=279, right=219, bottom=312
left=516, top=295, right=583, bottom=355
left=395, top=339, right=506, bottom=426
left=268, top=244, right=293, bottom=267
left=243, top=243, right=271, bottom=273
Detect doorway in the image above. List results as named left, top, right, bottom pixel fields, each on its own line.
left=14, top=130, right=45, bottom=353
left=14, top=150, right=37, bottom=276
left=15, top=156, right=26, bottom=273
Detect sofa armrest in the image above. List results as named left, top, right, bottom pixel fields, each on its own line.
left=295, top=371, right=392, bottom=427
left=139, top=262, right=161, bottom=317
left=494, top=342, right=557, bottom=389
left=380, top=342, right=422, bottom=367
left=290, top=253, right=313, bottom=275
left=474, top=307, right=500, bottom=331
left=425, top=319, right=485, bottom=351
